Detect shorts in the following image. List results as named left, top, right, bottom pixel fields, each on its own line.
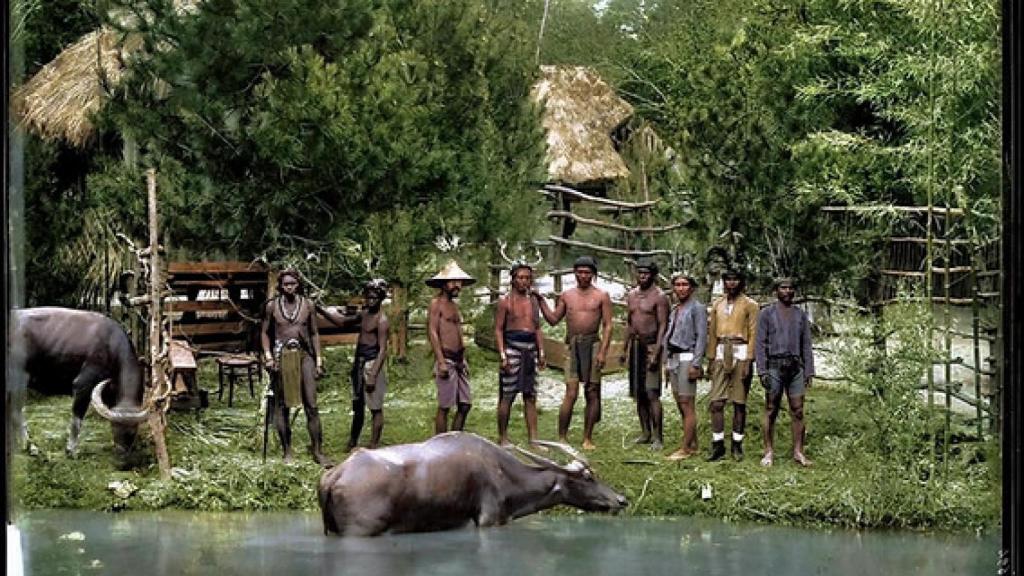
left=708, top=359, right=751, bottom=404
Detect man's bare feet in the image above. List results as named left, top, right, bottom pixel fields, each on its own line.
left=582, top=439, right=596, bottom=450
left=633, top=435, right=652, bottom=445
left=499, top=439, right=514, bottom=448
left=558, top=436, right=570, bottom=445
left=760, top=452, right=774, bottom=467
left=793, top=452, right=812, bottom=467
left=666, top=448, right=693, bottom=461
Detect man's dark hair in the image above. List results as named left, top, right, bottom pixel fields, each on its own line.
left=635, top=257, right=659, bottom=274
left=277, top=268, right=304, bottom=293
left=573, top=255, right=598, bottom=273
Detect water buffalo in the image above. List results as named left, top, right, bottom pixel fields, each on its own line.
left=10, top=307, right=150, bottom=456
left=318, top=432, right=628, bottom=536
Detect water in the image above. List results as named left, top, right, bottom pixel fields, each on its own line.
left=14, top=510, right=996, bottom=575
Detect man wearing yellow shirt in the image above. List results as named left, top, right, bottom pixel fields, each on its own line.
left=705, top=268, right=759, bottom=461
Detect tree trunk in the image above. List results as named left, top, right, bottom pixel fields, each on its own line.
left=146, top=169, right=171, bottom=480
left=389, top=282, right=409, bottom=361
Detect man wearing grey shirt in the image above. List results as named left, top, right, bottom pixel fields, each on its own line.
left=662, top=271, right=708, bottom=461
left=754, top=277, right=815, bottom=467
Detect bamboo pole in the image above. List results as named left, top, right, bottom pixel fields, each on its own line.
left=540, top=184, right=660, bottom=210
left=820, top=205, right=964, bottom=216
left=971, top=247, right=985, bottom=439
left=925, top=0, right=937, bottom=471
left=943, top=217, right=953, bottom=472
left=547, top=235, right=672, bottom=257
left=546, top=211, right=684, bottom=233
left=146, top=169, right=171, bottom=480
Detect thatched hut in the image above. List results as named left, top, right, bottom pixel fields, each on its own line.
left=10, top=28, right=135, bottom=149
left=531, top=65, right=634, bottom=190
left=10, top=1, right=197, bottom=148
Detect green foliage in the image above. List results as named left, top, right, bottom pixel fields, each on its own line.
left=91, top=0, right=546, bottom=294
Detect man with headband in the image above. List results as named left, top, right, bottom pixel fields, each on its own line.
left=755, top=277, right=814, bottom=467
left=534, top=255, right=613, bottom=450
left=624, top=257, right=669, bottom=450
left=662, top=270, right=708, bottom=460
left=495, top=261, right=546, bottom=447
left=322, top=279, right=391, bottom=450
left=705, top=267, right=759, bottom=461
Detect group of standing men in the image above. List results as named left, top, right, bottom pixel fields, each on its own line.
left=260, top=269, right=390, bottom=467
left=259, top=255, right=814, bottom=468
left=624, top=259, right=815, bottom=466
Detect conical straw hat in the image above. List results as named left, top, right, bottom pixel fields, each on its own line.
left=426, top=260, right=477, bottom=288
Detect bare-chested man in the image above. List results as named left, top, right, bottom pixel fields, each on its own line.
left=534, top=255, right=613, bottom=450
left=623, top=258, right=669, bottom=450
left=495, top=262, right=546, bottom=447
left=261, top=268, right=332, bottom=466
left=321, top=279, right=390, bottom=450
left=427, top=261, right=476, bottom=434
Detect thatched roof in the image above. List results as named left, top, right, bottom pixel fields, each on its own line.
left=531, top=65, right=633, bottom=187
left=11, top=1, right=198, bottom=148
left=10, top=29, right=137, bottom=148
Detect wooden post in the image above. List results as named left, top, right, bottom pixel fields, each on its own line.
left=146, top=169, right=171, bottom=480
left=389, top=282, right=409, bottom=361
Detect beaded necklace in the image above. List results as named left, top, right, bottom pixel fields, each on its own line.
left=279, top=296, right=301, bottom=324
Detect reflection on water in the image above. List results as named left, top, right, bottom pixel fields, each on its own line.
left=16, top=510, right=996, bottom=576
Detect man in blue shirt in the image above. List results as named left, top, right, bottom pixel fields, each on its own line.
left=662, top=271, right=707, bottom=461
left=754, top=277, right=815, bottom=467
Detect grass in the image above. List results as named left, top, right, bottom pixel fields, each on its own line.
left=12, top=341, right=1001, bottom=534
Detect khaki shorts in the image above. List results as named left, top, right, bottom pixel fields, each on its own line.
left=708, top=360, right=751, bottom=404
left=667, top=359, right=697, bottom=397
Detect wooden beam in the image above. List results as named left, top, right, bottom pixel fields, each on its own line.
left=547, top=235, right=672, bottom=257
left=167, top=279, right=267, bottom=289
left=167, top=261, right=267, bottom=274
left=546, top=210, right=684, bottom=233
left=320, top=333, right=360, bottom=347
left=172, top=321, right=249, bottom=337
left=540, top=184, right=659, bottom=210
left=165, top=300, right=241, bottom=313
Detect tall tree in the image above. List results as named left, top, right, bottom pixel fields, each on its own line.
left=93, top=0, right=546, bottom=292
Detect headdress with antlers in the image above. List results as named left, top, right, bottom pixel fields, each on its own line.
left=498, top=240, right=543, bottom=275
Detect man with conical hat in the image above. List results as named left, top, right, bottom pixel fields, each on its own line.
left=261, top=268, right=332, bottom=466
left=534, top=255, right=613, bottom=450
left=623, top=257, right=670, bottom=451
left=427, top=260, right=476, bottom=434
left=705, top=266, right=759, bottom=462
left=754, top=277, right=814, bottom=467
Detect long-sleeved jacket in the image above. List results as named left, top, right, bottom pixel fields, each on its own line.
left=754, top=302, right=815, bottom=377
left=662, top=298, right=708, bottom=368
left=705, top=294, right=759, bottom=362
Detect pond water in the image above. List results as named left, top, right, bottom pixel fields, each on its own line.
left=14, top=510, right=996, bottom=575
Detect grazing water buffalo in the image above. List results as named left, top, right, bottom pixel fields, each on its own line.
left=318, top=432, right=628, bottom=536
left=10, top=307, right=150, bottom=456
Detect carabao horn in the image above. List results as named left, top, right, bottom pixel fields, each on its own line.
left=90, top=380, right=150, bottom=424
